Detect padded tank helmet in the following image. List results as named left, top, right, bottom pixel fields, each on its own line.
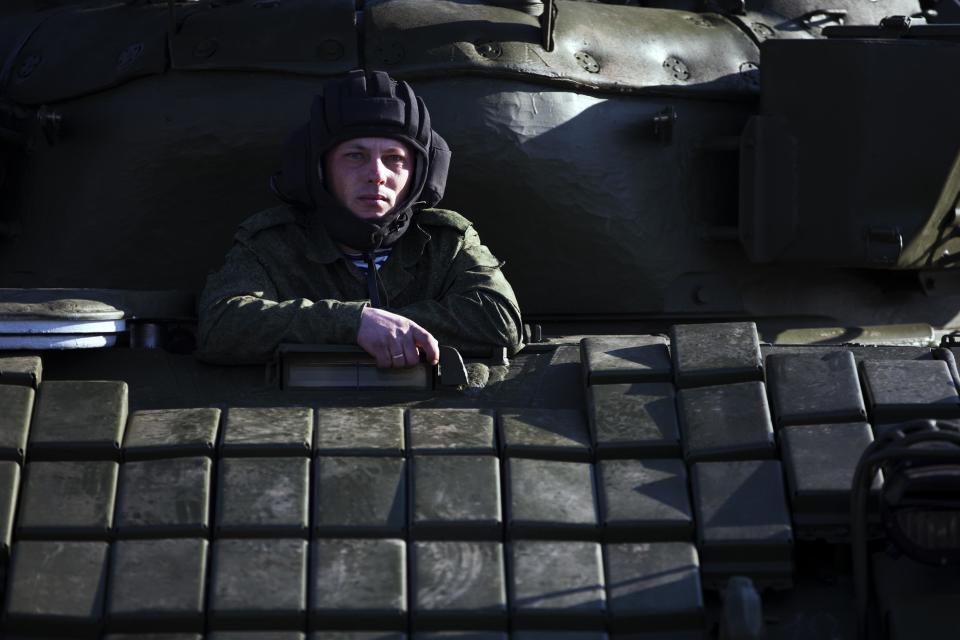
left=272, top=70, right=451, bottom=251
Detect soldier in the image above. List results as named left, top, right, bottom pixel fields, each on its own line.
left=196, top=70, right=523, bottom=366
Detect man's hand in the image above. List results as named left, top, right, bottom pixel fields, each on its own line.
left=357, top=306, right=440, bottom=368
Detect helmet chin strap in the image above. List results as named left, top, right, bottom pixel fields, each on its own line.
left=362, top=252, right=384, bottom=308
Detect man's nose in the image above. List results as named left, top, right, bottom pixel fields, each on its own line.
left=366, top=157, right=388, bottom=184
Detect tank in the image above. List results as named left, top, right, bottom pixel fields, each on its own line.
left=0, top=1, right=958, bottom=638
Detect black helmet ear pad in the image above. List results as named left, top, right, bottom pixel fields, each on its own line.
left=423, top=131, right=450, bottom=208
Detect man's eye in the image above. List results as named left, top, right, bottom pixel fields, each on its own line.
left=385, top=155, right=406, bottom=164
left=345, top=152, right=365, bottom=161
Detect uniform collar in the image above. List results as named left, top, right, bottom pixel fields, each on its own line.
left=391, top=218, right=431, bottom=268
left=378, top=223, right=428, bottom=302
left=305, top=210, right=431, bottom=267
left=304, top=212, right=349, bottom=264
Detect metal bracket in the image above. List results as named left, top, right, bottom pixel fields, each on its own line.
left=866, top=226, right=903, bottom=266
left=940, top=333, right=960, bottom=348
left=880, top=15, right=912, bottom=32
left=653, top=106, right=677, bottom=145
left=36, top=106, right=61, bottom=145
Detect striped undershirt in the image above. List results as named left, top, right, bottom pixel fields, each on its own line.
left=343, top=247, right=392, bottom=272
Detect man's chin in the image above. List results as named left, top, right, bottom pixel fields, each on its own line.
left=349, top=203, right=391, bottom=220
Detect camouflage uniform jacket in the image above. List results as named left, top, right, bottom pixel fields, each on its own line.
left=197, top=205, right=523, bottom=364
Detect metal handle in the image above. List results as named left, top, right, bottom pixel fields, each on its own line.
left=438, top=345, right=468, bottom=387
left=540, top=0, right=557, bottom=52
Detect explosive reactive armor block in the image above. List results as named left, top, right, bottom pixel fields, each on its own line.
left=28, top=380, right=127, bottom=460
left=310, top=538, right=407, bottom=630
left=0, top=355, right=41, bottom=388
left=509, top=541, right=606, bottom=629
left=123, top=408, right=221, bottom=461
left=216, top=456, right=310, bottom=537
left=580, top=335, right=672, bottom=385
left=315, top=408, right=405, bottom=456
left=587, top=382, right=681, bottom=458
left=671, top=322, right=763, bottom=388
left=0, top=460, right=18, bottom=555
left=780, top=422, right=879, bottom=538
left=409, top=409, right=496, bottom=455
left=115, top=456, right=212, bottom=538
left=17, top=460, right=118, bottom=540
left=499, top=409, right=592, bottom=461
left=314, top=456, right=407, bottom=537
left=5, top=540, right=110, bottom=636
left=597, top=459, right=692, bottom=542
left=677, top=382, right=775, bottom=462
left=505, top=458, right=598, bottom=539
left=411, top=541, right=507, bottom=630
left=765, top=351, right=867, bottom=427
left=209, top=538, right=308, bottom=630
left=410, top=455, right=502, bottom=540
left=604, top=542, right=704, bottom=633
left=0, top=384, right=33, bottom=462
left=106, top=538, right=208, bottom=632
left=861, top=360, right=960, bottom=421
left=691, top=460, right=794, bottom=589
left=221, top=407, right=313, bottom=457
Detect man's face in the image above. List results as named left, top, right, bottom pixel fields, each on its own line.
left=323, top=137, right=412, bottom=219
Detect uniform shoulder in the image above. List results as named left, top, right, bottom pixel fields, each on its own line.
left=235, top=205, right=301, bottom=241
left=415, top=208, right=474, bottom=234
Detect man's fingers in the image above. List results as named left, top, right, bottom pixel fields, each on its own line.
left=399, top=336, right=420, bottom=369
left=357, top=307, right=439, bottom=368
left=411, top=325, right=440, bottom=365
left=377, top=337, right=403, bottom=369
left=357, top=338, right=387, bottom=368
left=377, top=338, right=395, bottom=369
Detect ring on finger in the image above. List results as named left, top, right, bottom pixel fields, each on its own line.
left=391, top=353, right=404, bottom=359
